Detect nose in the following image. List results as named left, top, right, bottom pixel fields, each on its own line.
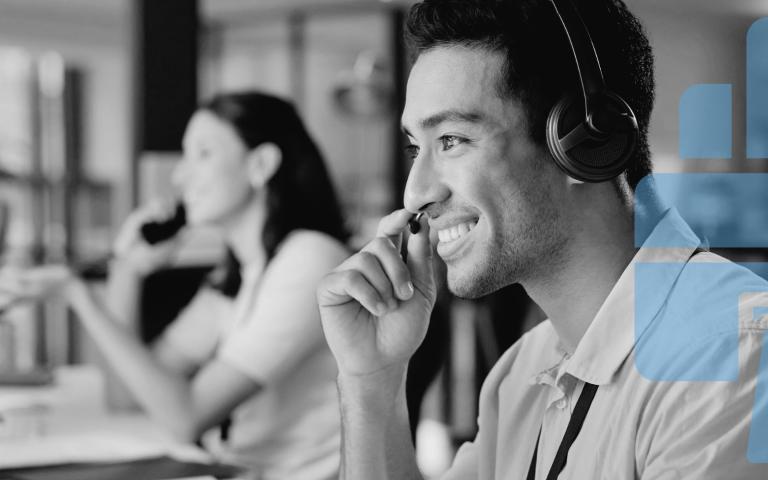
left=403, top=152, right=450, bottom=215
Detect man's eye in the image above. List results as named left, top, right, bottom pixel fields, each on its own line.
left=405, top=144, right=420, bottom=160
left=440, top=135, right=465, bottom=151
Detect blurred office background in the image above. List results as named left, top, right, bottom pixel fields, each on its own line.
left=0, top=0, right=766, bottom=476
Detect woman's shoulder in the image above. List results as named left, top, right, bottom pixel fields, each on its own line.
left=268, top=229, right=350, bottom=277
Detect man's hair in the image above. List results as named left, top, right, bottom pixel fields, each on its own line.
left=405, top=0, right=655, bottom=190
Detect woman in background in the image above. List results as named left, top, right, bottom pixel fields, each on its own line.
left=0, top=92, right=350, bottom=480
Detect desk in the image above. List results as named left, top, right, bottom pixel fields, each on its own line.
left=0, top=366, right=242, bottom=479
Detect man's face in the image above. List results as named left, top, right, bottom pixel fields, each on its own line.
left=402, top=46, right=568, bottom=298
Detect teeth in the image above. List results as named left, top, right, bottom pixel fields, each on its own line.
left=438, top=221, right=476, bottom=243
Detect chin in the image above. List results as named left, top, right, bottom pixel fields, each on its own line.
left=446, top=266, right=500, bottom=299
left=445, top=253, right=518, bottom=299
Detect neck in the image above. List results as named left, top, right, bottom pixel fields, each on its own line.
left=221, top=194, right=268, bottom=270
left=523, top=184, right=637, bottom=354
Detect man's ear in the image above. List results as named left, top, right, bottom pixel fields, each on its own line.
left=246, top=142, right=282, bottom=188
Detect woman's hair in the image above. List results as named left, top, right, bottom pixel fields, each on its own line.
left=200, top=91, right=349, bottom=296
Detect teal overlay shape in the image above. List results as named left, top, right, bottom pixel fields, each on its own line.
left=633, top=262, right=766, bottom=382
left=747, top=333, right=768, bottom=462
left=747, top=18, right=768, bottom=159
left=635, top=173, right=768, bottom=248
left=679, top=84, right=732, bottom=159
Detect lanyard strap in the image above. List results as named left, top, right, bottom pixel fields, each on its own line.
left=526, top=246, right=701, bottom=479
left=526, top=382, right=599, bottom=480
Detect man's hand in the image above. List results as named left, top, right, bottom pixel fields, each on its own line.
left=317, top=210, right=437, bottom=377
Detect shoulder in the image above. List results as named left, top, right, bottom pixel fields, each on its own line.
left=673, top=251, right=768, bottom=329
left=634, top=250, right=768, bottom=385
left=263, top=230, right=350, bottom=285
left=279, top=229, right=350, bottom=257
left=681, top=251, right=768, bottom=293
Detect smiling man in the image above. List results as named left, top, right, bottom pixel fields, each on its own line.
left=317, top=0, right=768, bottom=479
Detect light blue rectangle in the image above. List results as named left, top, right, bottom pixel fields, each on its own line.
left=635, top=263, right=745, bottom=382
left=636, top=174, right=768, bottom=248
left=680, top=84, right=732, bottom=159
left=747, top=332, right=768, bottom=463
left=754, top=307, right=768, bottom=322
left=747, top=18, right=768, bottom=159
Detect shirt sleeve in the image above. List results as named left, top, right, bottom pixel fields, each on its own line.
left=154, top=287, right=229, bottom=367
left=217, top=230, right=349, bottom=385
left=639, top=325, right=768, bottom=479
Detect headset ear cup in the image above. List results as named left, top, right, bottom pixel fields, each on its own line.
left=546, top=93, right=638, bottom=183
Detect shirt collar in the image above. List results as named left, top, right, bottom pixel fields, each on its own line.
left=563, top=208, right=701, bottom=386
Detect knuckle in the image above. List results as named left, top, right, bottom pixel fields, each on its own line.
left=341, top=269, right=362, bottom=285
left=354, top=251, right=379, bottom=271
left=370, top=237, right=395, bottom=253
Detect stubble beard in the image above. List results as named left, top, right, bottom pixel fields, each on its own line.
left=445, top=234, right=529, bottom=299
left=445, top=211, right=566, bottom=300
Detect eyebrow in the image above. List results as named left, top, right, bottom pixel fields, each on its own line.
left=402, top=109, right=487, bottom=137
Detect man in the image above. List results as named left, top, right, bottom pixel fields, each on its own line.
left=317, top=0, right=768, bottom=478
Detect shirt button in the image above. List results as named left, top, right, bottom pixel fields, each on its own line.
left=556, top=399, right=567, bottom=409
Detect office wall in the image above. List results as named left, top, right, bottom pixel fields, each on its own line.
left=0, top=1, right=134, bottom=366
left=0, top=0, right=134, bottom=226
left=202, top=10, right=397, bottom=242
left=628, top=2, right=763, bottom=171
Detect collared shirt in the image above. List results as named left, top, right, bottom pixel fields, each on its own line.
left=441, top=209, right=768, bottom=479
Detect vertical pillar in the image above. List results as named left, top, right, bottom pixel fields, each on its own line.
left=132, top=0, right=199, bottom=205
left=389, top=8, right=407, bottom=211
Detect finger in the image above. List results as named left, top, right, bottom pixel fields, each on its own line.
left=317, top=269, right=388, bottom=316
left=114, top=200, right=176, bottom=254
left=347, top=251, right=398, bottom=309
left=405, top=215, right=435, bottom=299
left=375, top=209, right=414, bottom=237
left=363, top=237, right=413, bottom=301
left=113, top=212, right=146, bottom=254
left=146, top=197, right=175, bottom=217
left=376, top=209, right=416, bottom=251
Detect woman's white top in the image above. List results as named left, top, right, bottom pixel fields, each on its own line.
left=158, top=230, right=349, bottom=480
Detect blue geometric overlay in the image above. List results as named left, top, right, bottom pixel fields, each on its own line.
left=634, top=262, right=763, bottom=382
left=749, top=333, right=768, bottom=462
left=635, top=173, right=768, bottom=248
left=754, top=307, right=768, bottom=322
left=636, top=262, right=768, bottom=465
left=636, top=16, right=768, bottom=465
left=747, top=18, right=768, bottom=159
left=679, top=84, right=732, bottom=159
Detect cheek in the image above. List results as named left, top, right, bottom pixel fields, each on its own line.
left=210, top=173, right=252, bottom=207
left=189, top=170, right=253, bottom=220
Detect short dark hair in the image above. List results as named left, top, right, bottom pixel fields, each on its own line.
left=201, top=92, right=349, bottom=296
left=405, top=0, right=655, bottom=190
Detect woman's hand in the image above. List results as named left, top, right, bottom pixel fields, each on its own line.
left=0, top=265, right=77, bottom=311
left=112, top=199, right=183, bottom=276
left=316, top=210, right=437, bottom=378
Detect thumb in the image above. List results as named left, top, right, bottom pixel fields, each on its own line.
left=406, top=216, right=435, bottom=300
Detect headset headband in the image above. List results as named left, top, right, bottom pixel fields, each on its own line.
left=548, top=0, right=606, bottom=112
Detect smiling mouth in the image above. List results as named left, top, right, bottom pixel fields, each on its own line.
left=436, top=219, right=478, bottom=244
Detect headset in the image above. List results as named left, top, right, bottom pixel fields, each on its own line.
left=545, top=0, right=639, bottom=183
